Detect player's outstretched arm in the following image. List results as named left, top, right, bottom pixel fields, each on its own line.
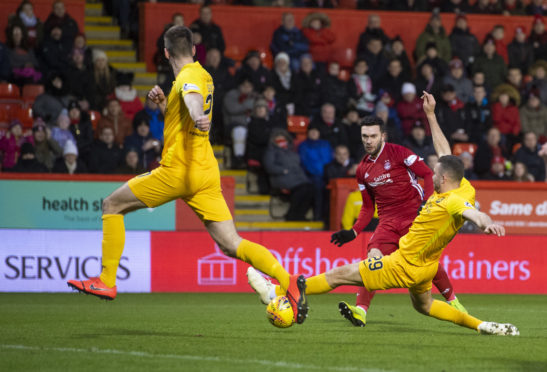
left=183, top=92, right=210, bottom=132
left=148, top=85, right=167, bottom=116
left=462, top=209, right=505, bottom=237
left=421, top=91, right=451, bottom=158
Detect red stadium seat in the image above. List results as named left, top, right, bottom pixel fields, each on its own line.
left=89, top=110, right=101, bottom=130
left=17, top=106, right=34, bottom=129
left=452, top=143, right=478, bottom=157
left=0, top=83, right=21, bottom=99
left=22, top=84, right=45, bottom=104
left=256, top=47, right=273, bottom=69
left=338, top=0, right=357, bottom=8
left=336, top=47, right=355, bottom=69
left=0, top=102, right=23, bottom=126
left=338, top=68, right=351, bottom=82
left=225, top=45, right=244, bottom=62
left=287, top=115, right=309, bottom=134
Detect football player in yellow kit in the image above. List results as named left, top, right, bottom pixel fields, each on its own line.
left=68, top=26, right=308, bottom=324
left=247, top=92, right=518, bottom=335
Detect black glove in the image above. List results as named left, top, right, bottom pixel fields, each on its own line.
left=330, top=229, right=356, bottom=247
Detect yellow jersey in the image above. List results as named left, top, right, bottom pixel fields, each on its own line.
left=161, top=61, right=215, bottom=169
left=399, top=178, right=476, bottom=267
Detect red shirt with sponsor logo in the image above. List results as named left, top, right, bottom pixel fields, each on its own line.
left=352, top=142, right=434, bottom=233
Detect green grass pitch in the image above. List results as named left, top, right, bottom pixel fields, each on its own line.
left=1, top=293, right=546, bottom=371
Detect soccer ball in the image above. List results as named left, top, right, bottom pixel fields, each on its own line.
left=266, top=296, right=294, bottom=328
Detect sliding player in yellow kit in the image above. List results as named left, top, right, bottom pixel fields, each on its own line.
left=248, top=92, right=519, bottom=335
left=67, top=26, right=309, bottom=324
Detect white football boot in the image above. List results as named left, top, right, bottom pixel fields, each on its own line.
left=246, top=267, right=275, bottom=305
left=478, top=322, right=520, bottom=336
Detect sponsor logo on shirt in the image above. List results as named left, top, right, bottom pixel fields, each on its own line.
left=358, top=183, right=366, bottom=191
left=384, top=160, right=391, bottom=170
left=465, top=201, right=474, bottom=208
left=364, top=172, right=369, bottom=179
left=404, top=154, right=417, bottom=166
left=183, top=83, right=200, bottom=91
left=369, top=173, right=392, bottom=187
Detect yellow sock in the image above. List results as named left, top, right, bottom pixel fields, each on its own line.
left=236, top=239, right=290, bottom=291
left=99, top=214, right=125, bottom=288
left=274, top=273, right=333, bottom=296
left=429, top=299, right=482, bottom=330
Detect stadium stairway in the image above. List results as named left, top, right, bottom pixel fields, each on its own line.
left=214, top=146, right=324, bottom=231
left=84, top=2, right=155, bottom=100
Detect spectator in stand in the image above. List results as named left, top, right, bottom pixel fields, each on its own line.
left=263, top=129, right=314, bottom=221
left=377, top=90, right=401, bottom=128
left=262, top=85, right=288, bottom=126
left=527, top=61, right=547, bottom=104
left=8, top=0, right=44, bottom=49
left=474, top=127, right=509, bottom=177
left=471, top=0, right=502, bottom=14
left=359, top=37, right=389, bottom=85
left=9, top=142, right=48, bottom=173
left=301, top=12, right=335, bottom=71
left=472, top=36, right=507, bottom=91
left=341, top=107, right=364, bottom=160
left=502, top=0, right=526, bottom=16
left=67, top=100, right=93, bottom=163
left=385, top=36, right=412, bottom=80
left=96, top=98, right=132, bottom=147
left=396, top=82, right=427, bottom=136
left=491, top=25, right=508, bottom=64
left=298, top=127, right=332, bottom=220
left=72, top=33, right=93, bottom=69
left=436, top=84, right=468, bottom=143
left=304, top=0, right=337, bottom=7
left=154, top=12, right=185, bottom=75
left=0, top=41, right=11, bottom=82
left=507, top=67, right=527, bottom=98
left=43, top=0, right=78, bottom=50
left=441, top=0, right=470, bottom=13
left=223, top=77, right=256, bottom=168
left=6, top=23, right=42, bottom=86
left=529, top=15, right=547, bottom=61
left=33, top=72, right=71, bottom=126
left=271, top=52, right=296, bottom=109
left=39, top=26, right=72, bottom=74
left=443, top=58, right=473, bottom=103
left=113, top=72, right=143, bottom=121
left=205, top=48, right=233, bottom=143
left=309, top=102, right=349, bottom=149
left=449, top=13, right=480, bottom=68
left=417, top=42, right=449, bottom=78
left=52, top=140, right=87, bottom=174
left=89, top=127, right=122, bottom=174
left=491, top=83, right=521, bottom=147
left=540, top=143, right=547, bottom=179
left=116, top=148, right=146, bottom=175
left=483, top=156, right=510, bottom=180
left=526, top=0, right=546, bottom=15
left=471, top=70, right=489, bottom=93
left=520, top=90, right=547, bottom=142
left=32, top=119, right=61, bottom=171
left=324, top=144, right=357, bottom=183
left=294, top=54, right=323, bottom=117
left=403, top=120, right=435, bottom=160
left=356, top=14, right=391, bottom=58
left=51, top=110, right=76, bottom=149
left=392, top=0, right=429, bottom=11
left=425, top=153, right=439, bottom=170
left=375, top=100, right=403, bottom=145
left=134, top=96, right=165, bottom=142
left=348, top=59, right=375, bottom=116
left=190, top=5, right=225, bottom=54
left=459, top=151, right=478, bottom=180
left=415, top=62, right=442, bottom=98
left=92, top=49, right=117, bottom=111
left=512, top=161, right=534, bottom=181
left=123, top=115, right=161, bottom=170
left=514, top=131, right=545, bottom=181
left=189, top=26, right=206, bottom=65
left=377, top=59, right=405, bottom=103
left=508, top=26, right=534, bottom=75
left=463, top=84, right=492, bottom=144
left=415, top=13, right=451, bottom=63
left=0, top=120, right=31, bottom=170
left=320, top=61, right=348, bottom=115
left=66, top=49, right=95, bottom=110
left=270, top=12, right=309, bottom=72
left=235, top=50, right=271, bottom=93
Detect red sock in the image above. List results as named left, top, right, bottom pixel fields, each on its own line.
left=356, top=287, right=375, bottom=312
left=433, top=265, right=455, bottom=301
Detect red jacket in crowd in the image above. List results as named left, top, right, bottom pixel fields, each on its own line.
left=302, top=27, right=336, bottom=63
left=491, top=102, right=521, bottom=136
left=396, top=97, right=428, bottom=136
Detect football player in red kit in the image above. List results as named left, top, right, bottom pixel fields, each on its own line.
left=331, top=115, right=467, bottom=327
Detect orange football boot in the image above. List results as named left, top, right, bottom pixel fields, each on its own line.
left=285, top=274, right=308, bottom=324
left=67, top=277, right=117, bottom=300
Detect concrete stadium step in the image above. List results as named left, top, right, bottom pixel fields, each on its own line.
left=134, top=84, right=154, bottom=96
left=84, top=25, right=120, bottom=40
left=220, top=169, right=247, bottom=184
left=235, top=221, right=324, bottom=231
left=87, top=39, right=133, bottom=50
left=234, top=209, right=271, bottom=222
left=134, top=72, right=158, bottom=86
left=110, top=62, right=147, bottom=72
left=85, top=3, right=102, bottom=17
left=235, top=182, right=247, bottom=195
left=85, top=16, right=112, bottom=25
left=105, top=50, right=136, bottom=63
left=234, top=194, right=270, bottom=209
left=212, top=145, right=224, bottom=157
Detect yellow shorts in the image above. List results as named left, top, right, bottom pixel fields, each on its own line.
left=128, top=165, right=232, bottom=222
left=359, top=250, right=438, bottom=294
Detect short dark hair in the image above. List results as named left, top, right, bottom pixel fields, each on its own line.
left=438, top=155, right=464, bottom=182
left=164, top=26, right=193, bottom=58
left=361, top=115, right=386, bottom=132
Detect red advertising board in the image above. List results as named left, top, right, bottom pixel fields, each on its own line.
left=151, top=231, right=547, bottom=294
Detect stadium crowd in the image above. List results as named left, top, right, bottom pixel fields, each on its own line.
left=0, top=1, right=547, bottom=222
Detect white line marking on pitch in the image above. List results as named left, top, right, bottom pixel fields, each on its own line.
left=1, top=344, right=389, bottom=372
